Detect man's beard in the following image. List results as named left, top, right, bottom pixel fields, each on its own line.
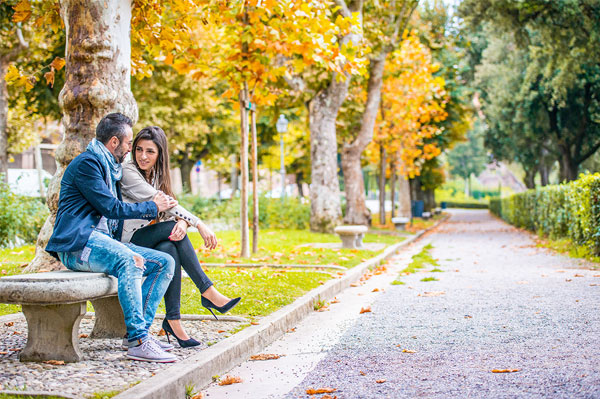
left=114, top=148, right=127, bottom=163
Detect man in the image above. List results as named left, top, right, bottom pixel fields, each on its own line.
left=47, top=113, right=178, bottom=363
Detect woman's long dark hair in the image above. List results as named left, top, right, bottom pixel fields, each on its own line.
left=132, top=126, right=175, bottom=199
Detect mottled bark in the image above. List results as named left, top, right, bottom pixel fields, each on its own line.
left=27, top=0, right=137, bottom=272
left=0, top=61, right=8, bottom=182
left=309, top=0, right=363, bottom=233
left=378, top=145, right=386, bottom=225
left=342, top=55, right=386, bottom=226
left=250, top=107, right=258, bottom=254
left=308, top=77, right=348, bottom=232
left=179, top=150, right=194, bottom=192
left=397, top=176, right=411, bottom=218
left=523, top=167, right=536, bottom=189
left=424, top=189, right=435, bottom=212
left=238, top=85, right=250, bottom=257
left=389, top=162, right=396, bottom=218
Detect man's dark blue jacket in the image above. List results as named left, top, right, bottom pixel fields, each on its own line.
left=46, top=151, right=158, bottom=258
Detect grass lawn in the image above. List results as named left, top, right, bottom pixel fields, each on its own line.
left=190, top=228, right=406, bottom=268
left=0, top=229, right=407, bottom=318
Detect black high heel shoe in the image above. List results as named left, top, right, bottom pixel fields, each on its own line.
left=161, top=319, right=201, bottom=348
left=201, top=297, right=241, bottom=320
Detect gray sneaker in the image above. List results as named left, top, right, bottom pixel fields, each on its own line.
left=121, top=335, right=174, bottom=352
left=126, top=338, right=177, bottom=363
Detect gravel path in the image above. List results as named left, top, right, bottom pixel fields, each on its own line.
left=282, top=209, right=600, bottom=398
left=0, top=314, right=244, bottom=397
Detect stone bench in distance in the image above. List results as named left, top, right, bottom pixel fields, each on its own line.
left=0, top=270, right=125, bottom=363
left=334, top=225, right=369, bottom=249
left=422, top=211, right=432, bottom=219
left=391, top=216, right=410, bottom=230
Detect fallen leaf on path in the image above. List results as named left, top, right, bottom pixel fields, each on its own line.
left=43, top=360, right=65, bottom=365
left=0, top=352, right=8, bottom=355
left=565, top=279, right=572, bottom=282
left=321, top=395, right=337, bottom=399
left=306, top=388, right=336, bottom=394
left=217, top=330, right=226, bottom=333
left=418, top=291, right=445, bottom=297
left=359, top=371, right=366, bottom=376
left=157, top=329, right=166, bottom=336
left=464, top=315, right=473, bottom=319
left=516, top=281, right=529, bottom=285
left=4, top=322, right=13, bottom=327
left=78, top=333, right=88, bottom=338
left=330, top=297, right=340, bottom=304
left=360, top=307, right=371, bottom=314
left=402, top=349, right=416, bottom=353
left=594, top=274, right=600, bottom=277
left=9, top=348, right=21, bottom=352
left=191, top=393, right=203, bottom=399
left=218, top=376, right=242, bottom=385
left=376, top=379, right=386, bottom=383
left=492, top=369, right=520, bottom=373
left=12, top=331, right=21, bottom=335
left=250, top=354, right=281, bottom=361
left=574, top=274, right=584, bottom=277
left=251, top=321, right=259, bottom=325
left=541, top=274, right=548, bottom=277
left=372, top=288, right=380, bottom=292
left=556, top=270, right=565, bottom=273
left=590, top=284, right=598, bottom=286
left=350, top=282, right=361, bottom=287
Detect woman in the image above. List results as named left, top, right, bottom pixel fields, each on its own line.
left=120, top=126, right=240, bottom=348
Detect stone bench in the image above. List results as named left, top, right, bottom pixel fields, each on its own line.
left=422, top=211, right=432, bottom=219
left=391, top=216, right=410, bottom=230
left=334, top=225, right=368, bottom=249
left=0, top=270, right=125, bottom=363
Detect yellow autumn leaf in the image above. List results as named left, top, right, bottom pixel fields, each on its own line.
left=12, top=0, right=32, bottom=23
left=44, top=70, right=55, bottom=87
left=4, top=65, right=21, bottom=83
left=50, top=57, right=66, bottom=71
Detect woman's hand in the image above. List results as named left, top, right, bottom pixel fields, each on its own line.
left=169, top=219, right=188, bottom=241
left=197, top=221, right=218, bottom=250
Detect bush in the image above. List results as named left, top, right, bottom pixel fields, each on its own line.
left=490, top=173, right=600, bottom=255
left=177, top=194, right=310, bottom=231
left=0, top=180, right=49, bottom=247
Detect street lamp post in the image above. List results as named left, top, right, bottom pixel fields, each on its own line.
left=276, top=114, right=288, bottom=199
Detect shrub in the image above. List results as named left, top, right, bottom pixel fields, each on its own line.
left=177, top=194, right=310, bottom=231
left=0, top=180, right=49, bottom=247
left=490, top=173, right=600, bottom=255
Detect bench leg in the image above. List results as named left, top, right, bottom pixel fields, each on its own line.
left=355, top=233, right=365, bottom=248
left=340, top=235, right=357, bottom=249
left=90, top=296, right=126, bottom=338
left=19, top=302, right=86, bottom=363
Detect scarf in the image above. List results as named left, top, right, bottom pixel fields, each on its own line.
left=86, top=138, right=122, bottom=236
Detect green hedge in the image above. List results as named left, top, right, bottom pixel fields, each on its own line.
left=489, top=173, right=600, bottom=255
left=0, top=180, right=49, bottom=247
left=178, top=194, right=310, bottom=230
left=441, top=201, right=489, bottom=209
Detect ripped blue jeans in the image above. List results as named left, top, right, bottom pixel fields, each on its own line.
left=58, top=230, right=175, bottom=344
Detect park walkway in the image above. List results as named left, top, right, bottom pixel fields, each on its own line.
left=205, top=209, right=600, bottom=398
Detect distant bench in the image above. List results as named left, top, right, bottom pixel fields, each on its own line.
left=334, top=225, right=368, bottom=249
left=0, top=270, right=125, bottom=363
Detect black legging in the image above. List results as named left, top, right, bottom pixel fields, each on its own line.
left=130, top=221, right=213, bottom=320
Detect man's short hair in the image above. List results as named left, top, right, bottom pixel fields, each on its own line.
left=96, top=113, right=133, bottom=144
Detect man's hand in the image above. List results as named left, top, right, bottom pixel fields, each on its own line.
left=152, top=191, right=178, bottom=212
left=197, top=221, right=217, bottom=250
left=169, top=220, right=188, bottom=241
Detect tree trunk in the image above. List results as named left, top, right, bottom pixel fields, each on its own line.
left=296, top=171, right=304, bottom=197
left=559, top=147, right=578, bottom=182
left=0, top=60, right=8, bottom=182
left=424, top=189, right=435, bottom=212
left=250, top=106, right=258, bottom=254
left=308, top=77, right=348, bottom=232
left=27, top=0, right=137, bottom=272
left=341, top=55, right=386, bottom=226
left=397, top=176, right=411, bottom=218
left=378, top=145, right=387, bottom=225
left=239, top=85, right=250, bottom=257
left=179, top=150, right=194, bottom=193
left=389, top=161, right=396, bottom=218
left=539, top=163, right=550, bottom=186
left=523, top=167, right=536, bottom=189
